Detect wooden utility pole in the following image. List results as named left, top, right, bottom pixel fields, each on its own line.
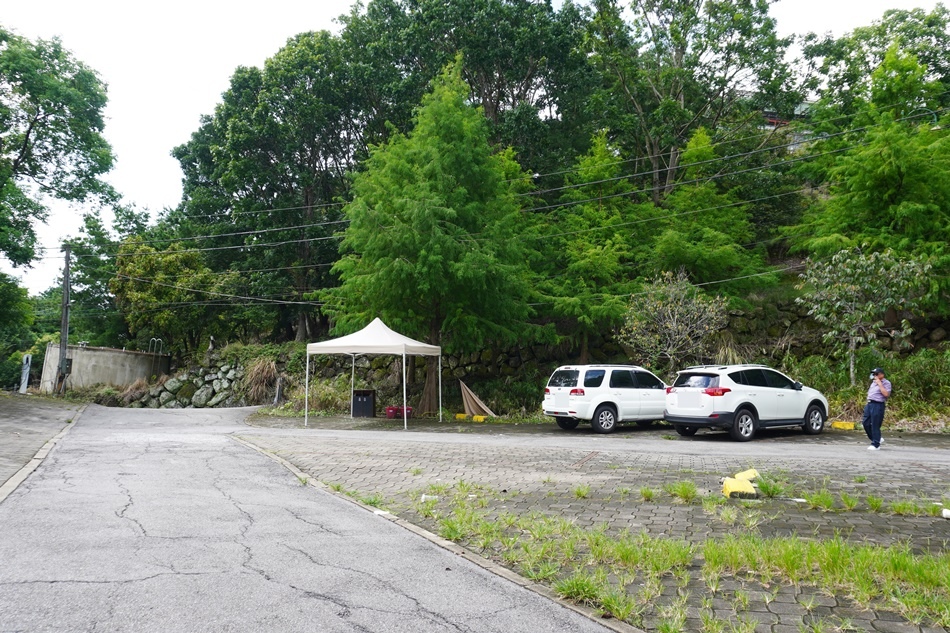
left=57, top=245, right=71, bottom=394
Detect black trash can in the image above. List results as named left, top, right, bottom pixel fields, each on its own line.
left=352, top=389, right=376, bottom=417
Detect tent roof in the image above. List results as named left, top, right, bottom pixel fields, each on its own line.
left=306, top=317, right=441, bottom=356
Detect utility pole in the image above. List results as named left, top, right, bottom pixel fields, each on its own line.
left=57, top=244, right=71, bottom=395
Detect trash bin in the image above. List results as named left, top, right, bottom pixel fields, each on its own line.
left=352, top=389, right=376, bottom=417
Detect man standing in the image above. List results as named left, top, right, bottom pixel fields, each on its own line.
left=862, top=367, right=891, bottom=451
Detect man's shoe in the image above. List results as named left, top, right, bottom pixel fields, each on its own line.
left=867, top=445, right=880, bottom=451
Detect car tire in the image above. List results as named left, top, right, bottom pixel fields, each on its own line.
left=674, top=425, right=698, bottom=436
left=555, top=417, right=579, bottom=430
left=591, top=405, right=617, bottom=434
left=802, top=404, right=825, bottom=435
left=635, top=420, right=653, bottom=428
left=730, top=408, right=756, bottom=442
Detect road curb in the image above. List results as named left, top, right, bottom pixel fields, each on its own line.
left=230, top=434, right=644, bottom=633
left=0, top=404, right=87, bottom=505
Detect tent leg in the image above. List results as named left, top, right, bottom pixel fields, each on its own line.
left=350, top=355, right=356, bottom=418
left=438, top=353, right=442, bottom=422
left=305, top=353, right=309, bottom=428
left=402, top=352, right=407, bottom=431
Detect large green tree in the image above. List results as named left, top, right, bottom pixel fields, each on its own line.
left=0, top=26, right=114, bottom=266
left=787, top=49, right=950, bottom=305
left=588, top=0, right=797, bottom=205
left=110, top=239, right=241, bottom=355
left=796, top=249, right=932, bottom=386
left=170, top=31, right=359, bottom=342
left=323, top=61, right=536, bottom=412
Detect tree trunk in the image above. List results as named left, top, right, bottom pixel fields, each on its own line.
left=417, top=316, right=442, bottom=416
left=418, top=356, right=440, bottom=416
left=848, top=337, right=857, bottom=387
left=578, top=332, right=589, bottom=365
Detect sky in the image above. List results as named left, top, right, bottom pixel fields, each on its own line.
left=1, top=0, right=943, bottom=294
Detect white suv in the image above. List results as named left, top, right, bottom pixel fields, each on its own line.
left=542, top=365, right=667, bottom=433
left=664, top=364, right=828, bottom=441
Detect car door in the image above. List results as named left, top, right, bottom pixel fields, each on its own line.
left=608, top=369, right=640, bottom=419
left=763, top=369, right=807, bottom=420
left=731, top=369, right=781, bottom=422
left=634, top=370, right=666, bottom=419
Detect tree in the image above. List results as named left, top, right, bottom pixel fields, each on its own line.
left=338, top=0, right=597, bottom=178
left=323, top=60, right=535, bottom=413
left=795, top=248, right=931, bottom=386
left=801, top=5, right=950, bottom=117
left=0, top=27, right=114, bottom=266
left=588, top=0, right=797, bottom=204
left=170, top=31, right=360, bottom=343
left=110, top=239, right=240, bottom=355
left=540, top=131, right=647, bottom=362
left=0, top=272, right=32, bottom=386
left=618, top=270, right=728, bottom=373
left=65, top=205, right=149, bottom=348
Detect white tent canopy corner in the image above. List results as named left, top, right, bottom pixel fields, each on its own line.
left=304, top=317, right=442, bottom=429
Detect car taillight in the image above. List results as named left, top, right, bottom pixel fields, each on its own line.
left=544, top=388, right=550, bottom=394
left=704, top=387, right=731, bottom=397
left=665, top=387, right=674, bottom=394
left=569, top=388, right=585, bottom=396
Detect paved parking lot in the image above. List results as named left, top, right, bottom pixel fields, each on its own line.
left=3, top=400, right=948, bottom=632
left=242, top=415, right=950, bottom=632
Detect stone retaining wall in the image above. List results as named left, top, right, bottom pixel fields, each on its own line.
left=126, top=361, right=246, bottom=409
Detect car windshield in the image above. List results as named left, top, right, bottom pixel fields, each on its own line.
left=674, top=373, right=719, bottom=388
left=547, top=369, right=579, bottom=388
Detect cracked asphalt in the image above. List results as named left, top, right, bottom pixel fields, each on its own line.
left=0, top=401, right=611, bottom=633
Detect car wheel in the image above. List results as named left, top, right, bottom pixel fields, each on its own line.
left=635, top=420, right=653, bottom=428
left=802, top=405, right=825, bottom=435
left=555, top=417, right=579, bottom=430
left=674, top=425, right=698, bottom=436
left=591, top=405, right=617, bottom=434
left=730, top=409, right=756, bottom=442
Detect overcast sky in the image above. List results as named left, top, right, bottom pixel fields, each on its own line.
left=1, top=0, right=942, bottom=294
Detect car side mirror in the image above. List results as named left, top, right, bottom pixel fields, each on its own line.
left=793, top=381, right=803, bottom=391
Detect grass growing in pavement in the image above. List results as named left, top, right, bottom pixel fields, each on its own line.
left=317, top=472, right=950, bottom=631
left=392, top=480, right=950, bottom=630
left=664, top=480, right=699, bottom=504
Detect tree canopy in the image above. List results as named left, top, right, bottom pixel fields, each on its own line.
left=0, top=26, right=114, bottom=266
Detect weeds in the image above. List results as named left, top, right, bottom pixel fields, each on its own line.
left=641, top=486, right=657, bottom=502
left=803, top=488, right=836, bottom=512
left=665, top=480, right=700, bottom=504
left=573, top=484, right=591, bottom=499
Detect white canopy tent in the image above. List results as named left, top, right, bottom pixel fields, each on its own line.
left=304, top=318, right=442, bottom=429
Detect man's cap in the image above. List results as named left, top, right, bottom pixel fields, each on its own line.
left=872, top=367, right=885, bottom=375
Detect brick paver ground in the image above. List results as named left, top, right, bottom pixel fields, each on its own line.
left=0, top=395, right=82, bottom=488
left=241, top=416, right=950, bottom=633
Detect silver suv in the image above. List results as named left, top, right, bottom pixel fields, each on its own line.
left=542, top=365, right=667, bottom=433
left=664, top=364, right=829, bottom=441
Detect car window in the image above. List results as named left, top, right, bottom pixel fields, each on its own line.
left=547, top=370, right=579, bottom=388
left=763, top=369, right=795, bottom=389
left=673, top=373, right=719, bottom=388
left=728, top=371, right=747, bottom=385
left=741, top=369, right=770, bottom=387
left=635, top=371, right=664, bottom=389
left=609, top=369, right=636, bottom=389
left=583, top=369, right=606, bottom=388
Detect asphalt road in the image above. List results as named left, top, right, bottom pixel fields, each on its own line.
left=0, top=404, right=612, bottom=633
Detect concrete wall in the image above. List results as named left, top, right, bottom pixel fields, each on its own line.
left=40, top=343, right=171, bottom=394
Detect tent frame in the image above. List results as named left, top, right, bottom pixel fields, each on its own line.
left=304, top=319, right=442, bottom=430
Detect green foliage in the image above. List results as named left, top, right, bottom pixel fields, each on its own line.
left=620, top=271, right=729, bottom=372
left=0, top=27, right=115, bottom=266
left=324, top=59, right=535, bottom=354
left=110, top=238, right=240, bottom=355
left=540, top=132, right=644, bottom=360
left=796, top=248, right=931, bottom=385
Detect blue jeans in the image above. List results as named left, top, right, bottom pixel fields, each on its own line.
left=861, top=400, right=886, bottom=447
